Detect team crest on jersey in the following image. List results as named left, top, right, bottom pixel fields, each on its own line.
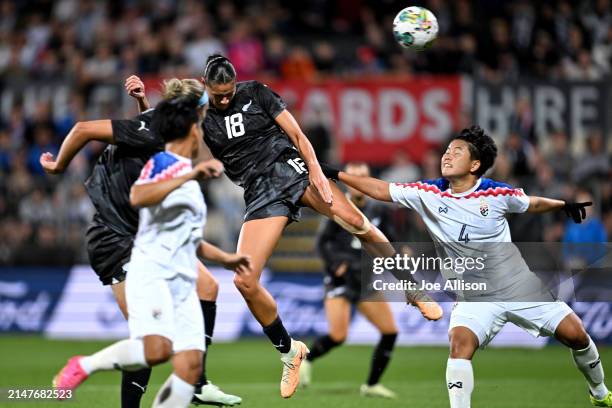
left=479, top=198, right=489, bottom=216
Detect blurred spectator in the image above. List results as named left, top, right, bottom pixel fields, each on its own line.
left=83, top=44, right=118, bottom=81
left=421, top=149, right=441, bottom=181
left=0, top=130, right=11, bottom=172
left=545, top=130, right=573, bottom=182
left=302, top=107, right=333, bottom=163
left=226, top=20, right=264, bottom=78
left=380, top=151, right=420, bottom=183
left=564, top=49, right=604, bottom=80
left=18, top=186, right=54, bottom=225
left=264, top=35, right=286, bottom=75
left=508, top=97, right=535, bottom=144
left=281, top=46, right=316, bottom=80
left=573, top=130, right=610, bottom=183
left=27, top=125, right=58, bottom=175
left=562, top=189, right=608, bottom=267
left=313, top=41, right=336, bottom=74
left=504, top=132, right=536, bottom=178
left=12, top=223, right=76, bottom=266
left=184, top=25, right=225, bottom=74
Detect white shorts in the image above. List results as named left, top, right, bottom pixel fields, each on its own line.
left=449, top=302, right=573, bottom=348
left=125, top=261, right=205, bottom=353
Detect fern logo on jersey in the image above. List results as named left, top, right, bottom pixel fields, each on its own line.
left=479, top=198, right=489, bottom=217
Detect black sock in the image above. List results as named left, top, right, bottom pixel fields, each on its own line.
left=199, top=352, right=208, bottom=388
left=121, top=368, right=152, bottom=408
left=200, top=300, right=217, bottom=348
left=367, top=333, right=397, bottom=386
left=263, top=316, right=292, bottom=353
left=199, top=300, right=216, bottom=387
left=307, top=335, right=343, bottom=361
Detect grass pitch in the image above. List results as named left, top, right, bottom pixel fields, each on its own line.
left=0, top=336, right=604, bottom=407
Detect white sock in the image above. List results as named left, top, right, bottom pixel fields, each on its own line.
left=153, top=373, right=195, bottom=408
left=79, top=339, right=147, bottom=374
left=446, top=358, right=474, bottom=408
left=572, top=337, right=609, bottom=400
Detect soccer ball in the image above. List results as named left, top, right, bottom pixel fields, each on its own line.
left=392, top=6, right=438, bottom=50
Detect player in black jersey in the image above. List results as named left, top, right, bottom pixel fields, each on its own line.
left=39, top=76, right=242, bottom=407
left=197, top=54, right=442, bottom=398
left=299, top=163, right=399, bottom=399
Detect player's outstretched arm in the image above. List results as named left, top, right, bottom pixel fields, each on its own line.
left=130, top=160, right=223, bottom=207
left=125, top=75, right=150, bottom=113
left=527, top=196, right=592, bottom=223
left=275, top=109, right=333, bottom=204
left=40, top=120, right=114, bottom=174
left=338, top=170, right=392, bottom=202
left=197, top=241, right=251, bottom=274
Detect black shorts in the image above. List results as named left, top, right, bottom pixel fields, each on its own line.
left=323, top=268, right=376, bottom=304
left=86, top=219, right=134, bottom=285
left=243, top=151, right=310, bottom=222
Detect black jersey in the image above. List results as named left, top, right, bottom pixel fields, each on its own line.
left=84, top=109, right=163, bottom=236
left=317, top=201, right=397, bottom=275
left=203, top=80, right=294, bottom=188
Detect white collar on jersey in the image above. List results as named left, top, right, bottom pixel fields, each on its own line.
left=447, top=178, right=482, bottom=197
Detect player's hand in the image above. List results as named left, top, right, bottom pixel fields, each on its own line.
left=563, top=201, right=592, bottom=223
left=310, top=165, right=334, bottom=204
left=192, top=159, right=224, bottom=179
left=39, top=152, right=64, bottom=174
left=125, top=75, right=146, bottom=99
left=223, top=253, right=251, bottom=273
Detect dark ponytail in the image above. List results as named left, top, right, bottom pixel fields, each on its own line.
left=204, top=54, right=236, bottom=85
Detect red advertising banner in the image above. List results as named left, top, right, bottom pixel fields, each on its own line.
left=267, top=77, right=462, bottom=164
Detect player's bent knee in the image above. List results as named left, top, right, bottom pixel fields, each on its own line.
left=233, top=274, right=258, bottom=298
left=144, top=338, right=173, bottom=366
left=566, top=328, right=590, bottom=350
left=333, top=212, right=371, bottom=235
left=449, top=330, right=477, bottom=359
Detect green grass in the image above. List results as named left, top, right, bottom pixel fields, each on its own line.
left=0, top=336, right=606, bottom=407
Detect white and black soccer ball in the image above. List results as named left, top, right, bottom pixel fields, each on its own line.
left=392, top=6, right=439, bottom=50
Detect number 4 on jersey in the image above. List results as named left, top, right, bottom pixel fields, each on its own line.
left=224, top=113, right=245, bottom=139
left=458, top=224, right=470, bottom=243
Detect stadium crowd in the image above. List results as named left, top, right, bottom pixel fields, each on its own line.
left=0, top=0, right=610, bottom=265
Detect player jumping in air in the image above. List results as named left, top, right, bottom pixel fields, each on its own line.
left=53, top=96, right=250, bottom=408
left=320, top=126, right=611, bottom=407
left=192, top=54, right=442, bottom=398
left=40, top=77, right=242, bottom=406
left=300, top=162, right=399, bottom=399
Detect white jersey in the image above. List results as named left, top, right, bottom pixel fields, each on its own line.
left=127, top=151, right=206, bottom=280
left=389, top=177, right=549, bottom=301
left=389, top=177, right=529, bottom=243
